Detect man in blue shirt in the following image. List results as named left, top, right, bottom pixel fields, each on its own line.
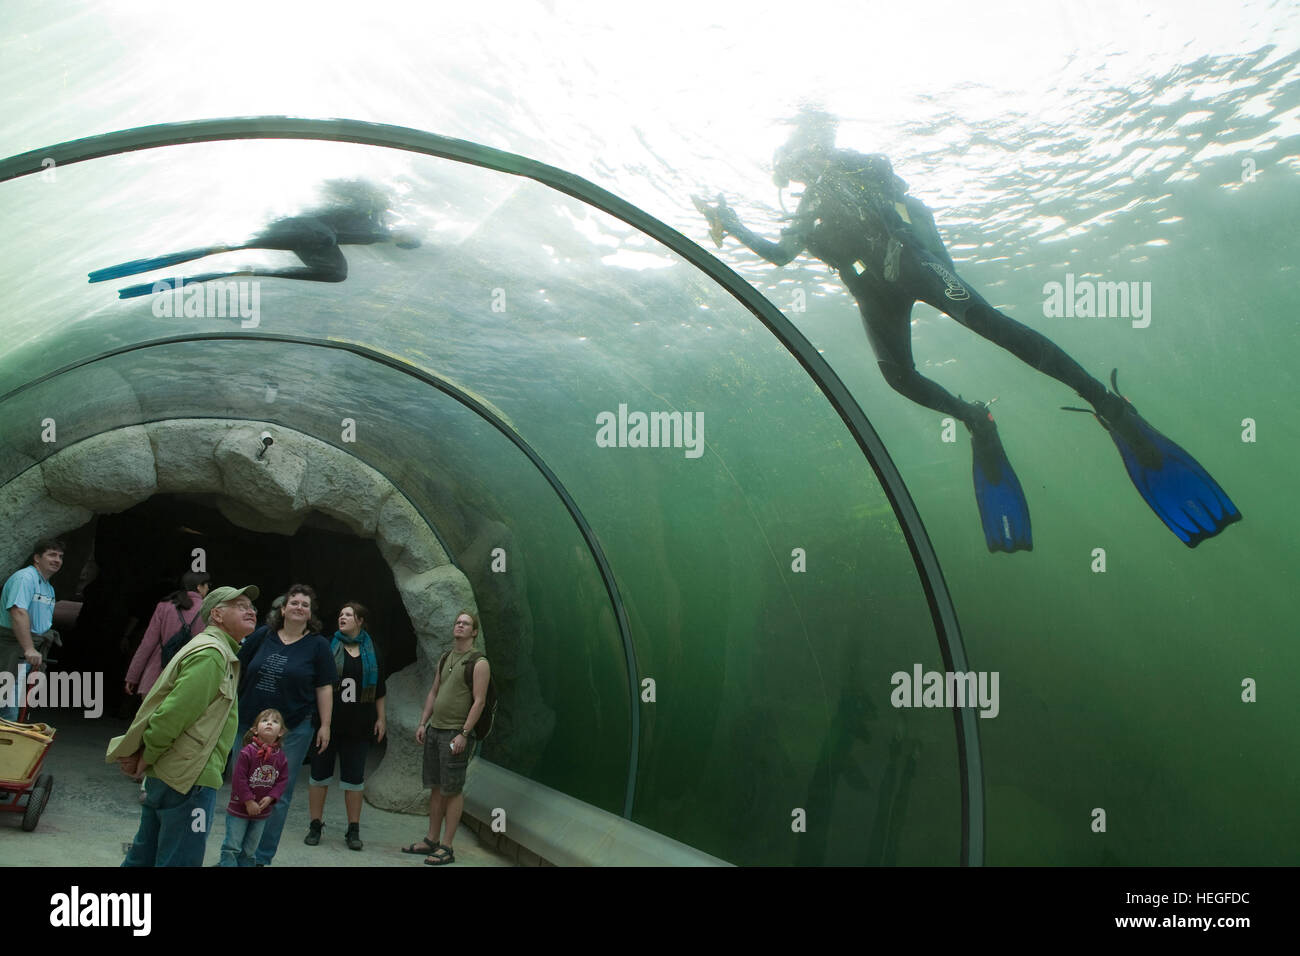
left=0, top=538, right=64, bottom=721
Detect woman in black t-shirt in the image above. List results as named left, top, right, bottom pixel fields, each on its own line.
left=232, top=583, right=336, bottom=865
left=304, top=600, right=387, bottom=851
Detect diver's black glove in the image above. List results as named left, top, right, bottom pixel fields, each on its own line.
left=712, top=196, right=741, bottom=232
left=692, top=194, right=739, bottom=247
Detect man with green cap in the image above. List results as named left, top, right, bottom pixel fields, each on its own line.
left=107, top=584, right=259, bottom=866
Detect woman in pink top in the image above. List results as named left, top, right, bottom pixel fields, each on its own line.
left=124, top=571, right=211, bottom=697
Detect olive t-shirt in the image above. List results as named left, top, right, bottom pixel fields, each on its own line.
left=430, top=648, right=478, bottom=730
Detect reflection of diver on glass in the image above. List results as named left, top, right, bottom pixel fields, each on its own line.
left=866, top=719, right=919, bottom=865
left=696, top=112, right=1241, bottom=551
left=795, top=640, right=880, bottom=866
left=88, top=180, right=420, bottom=299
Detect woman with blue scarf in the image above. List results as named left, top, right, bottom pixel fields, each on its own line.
left=304, top=601, right=387, bottom=851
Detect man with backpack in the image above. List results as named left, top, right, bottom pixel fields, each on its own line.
left=125, top=571, right=211, bottom=699
left=404, top=610, right=491, bottom=866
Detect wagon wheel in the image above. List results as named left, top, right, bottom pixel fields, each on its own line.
left=21, top=773, right=52, bottom=831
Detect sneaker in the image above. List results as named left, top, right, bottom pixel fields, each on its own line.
left=345, top=824, right=363, bottom=851
left=305, top=819, right=323, bottom=846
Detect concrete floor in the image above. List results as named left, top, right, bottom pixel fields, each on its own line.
left=0, top=710, right=512, bottom=867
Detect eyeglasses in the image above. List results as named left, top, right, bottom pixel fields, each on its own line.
left=220, top=601, right=255, bottom=612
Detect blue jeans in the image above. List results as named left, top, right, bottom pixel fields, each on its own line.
left=251, top=717, right=313, bottom=865
left=122, top=777, right=217, bottom=867
left=220, top=812, right=268, bottom=867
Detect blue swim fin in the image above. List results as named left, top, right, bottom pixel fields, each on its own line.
left=1068, top=370, right=1241, bottom=548
left=115, top=271, right=250, bottom=299
left=88, top=245, right=235, bottom=283
left=969, top=409, right=1033, bottom=553
left=116, top=278, right=173, bottom=299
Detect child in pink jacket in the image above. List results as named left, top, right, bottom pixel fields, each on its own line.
left=219, top=708, right=289, bottom=867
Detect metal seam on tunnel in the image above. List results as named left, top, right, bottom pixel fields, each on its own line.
left=1, top=118, right=983, bottom=862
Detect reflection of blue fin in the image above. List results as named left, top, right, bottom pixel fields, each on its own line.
left=116, top=271, right=242, bottom=299
left=970, top=412, right=1032, bottom=553
left=117, top=280, right=169, bottom=299
left=1103, top=405, right=1241, bottom=548
left=89, top=246, right=231, bottom=282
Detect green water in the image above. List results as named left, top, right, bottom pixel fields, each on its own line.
left=788, top=168, right=1300, bottom=865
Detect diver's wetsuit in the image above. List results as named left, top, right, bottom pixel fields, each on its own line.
left=724, top=149, right=1113, bottom=427
left=227, top=207, right=417, bottom=281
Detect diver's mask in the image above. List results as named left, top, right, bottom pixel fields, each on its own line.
left=772, top=142, right=802, bottom=189
left=773, top=143, right=823, bottom=215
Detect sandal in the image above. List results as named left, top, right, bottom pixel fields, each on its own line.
left=423, top=844, right=455, bottom=866
left=401, top=838, right=439, bottom=855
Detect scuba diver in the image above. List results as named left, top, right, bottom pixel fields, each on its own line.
left=695, top=112, right=1241, bottom=552
left=88, top=180, right=420, bottom=298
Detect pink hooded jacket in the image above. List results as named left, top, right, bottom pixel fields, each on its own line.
left=125, top=591, right=205, bottom=696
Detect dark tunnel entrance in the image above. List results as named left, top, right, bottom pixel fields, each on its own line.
left=52, top=493, right=417, bottom=720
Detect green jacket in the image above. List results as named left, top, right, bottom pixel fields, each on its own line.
left=106, top=625, right=240, bottom=792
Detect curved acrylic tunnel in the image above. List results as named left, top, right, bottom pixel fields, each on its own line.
left=0, top=120, right=979, bottom=865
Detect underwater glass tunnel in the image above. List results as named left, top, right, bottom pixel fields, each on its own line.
left=1, top=2, right=1297, bottom=867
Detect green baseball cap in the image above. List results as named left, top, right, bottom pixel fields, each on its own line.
left=200, top=585, right=261, bottom=623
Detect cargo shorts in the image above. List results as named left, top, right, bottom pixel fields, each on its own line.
left=422, top=727, right=471, bottom=795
